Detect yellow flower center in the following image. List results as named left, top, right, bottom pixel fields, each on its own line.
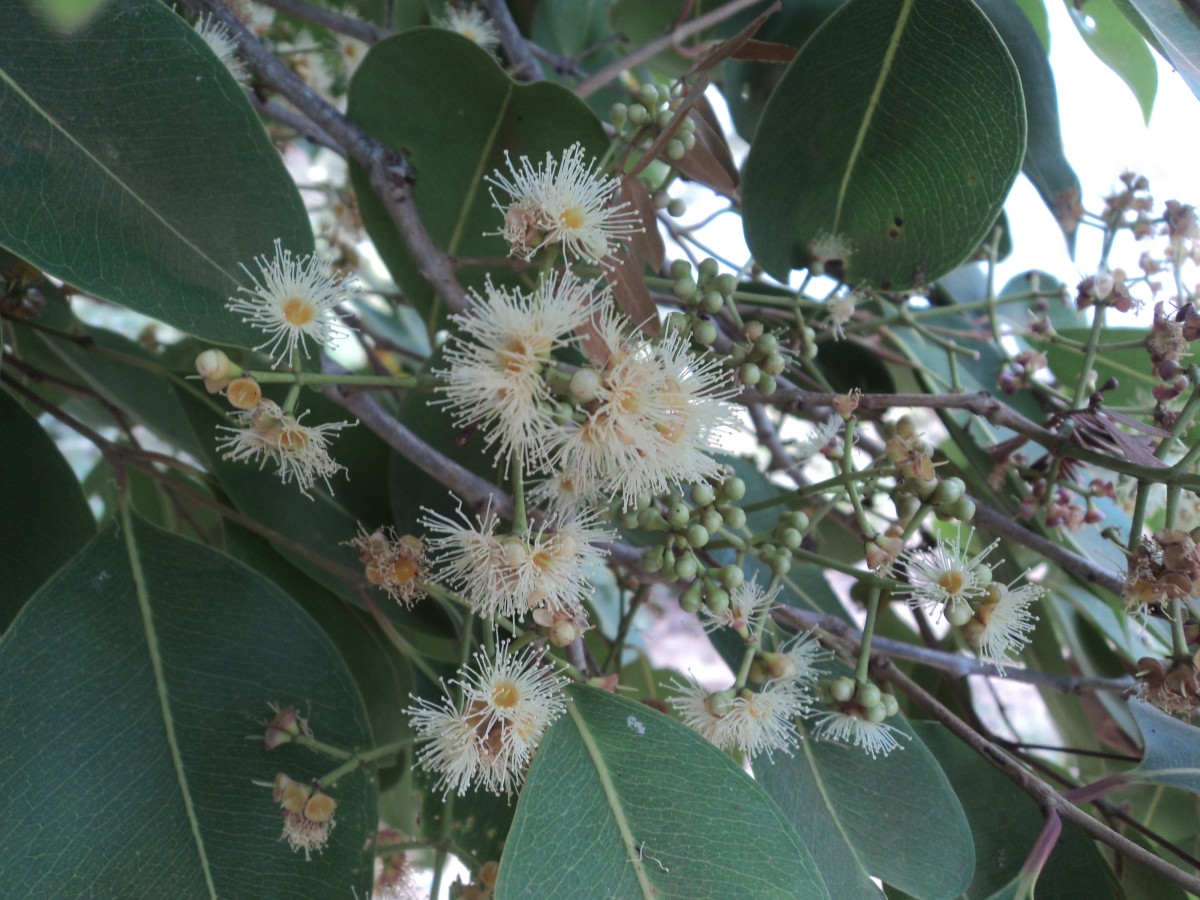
left=938, top=571, right=965, bottom=595
left=560, top=207, right=585, bottom=231
left=391, top=557, right=418, bottom=584
left=282, top=297, right=316, bottom=326
left=491, top=680, right=520, bottom=709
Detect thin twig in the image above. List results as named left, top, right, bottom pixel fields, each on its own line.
left=481, top=0, right=543, bottom=81
left=253, top=0, right=389, bottom=42
left=772, top=606, right=1133, bottom=694
left=252, top=96, right=342, bottom=153
left=575, top=0, right=768, bottom=98
left=879, top=659, right=1200, bottom=896
left=188, top=0, right=471, bottom=315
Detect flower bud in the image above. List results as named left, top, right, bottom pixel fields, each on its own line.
left=195, top=348, right=241, bottom=393
left=569, top=367, right=602, bottom=403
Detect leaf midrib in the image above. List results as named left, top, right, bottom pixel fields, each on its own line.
left=830, top=0, right=915, bottom=236
left=801, top=738, right=877, bottom=891
left=121, top=508, right=218, bottom=899
left=567, top=699, right=658, bottom=899
left=0, top=61, right=238, bottom=289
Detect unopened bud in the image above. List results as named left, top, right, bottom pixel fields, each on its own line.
left=195, top=348, right=240, bottom=393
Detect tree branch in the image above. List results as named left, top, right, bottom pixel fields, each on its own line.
left=480, top=0, right=543, bottom=81
left=253, top=0, right=389, bottom=43
left=188, top=0, right=471, bottom=315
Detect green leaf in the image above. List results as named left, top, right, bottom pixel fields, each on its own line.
left=347, top=28, right=607, bottom=324
left=742, top=0, right=1026, bottom=290
left=720, top=0, right=846, bottom=141
left=497, top=685, right=830, bottom=898
left=755, top=716, right=974, bottom=900
left=1129, top=699, right=1200, bottom=794
left=912, top=722, right=1122, bottom=899
left=0, top=388, right=95, bottom=629
left=0, top=0, right=311, bottom=345
left=0, top=515, right=376, bottom=896
left=1063, top=0, right=1157, bottom=124
left=1036, top=327, right=1159, bottom=408
left=1121, top=0, right=1200, bottom=105
left=975, top=0, right=1083, bottom=243
left=1014, top=0, right=1052, bottom=49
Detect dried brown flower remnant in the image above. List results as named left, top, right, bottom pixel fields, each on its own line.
left=348, top=525, right=427, bottom=607
left=273, top=773, right=336, bottom=859
left=1135, top=656, right=1200, bottom=716
left=1125, top=529, right=1200, bottom=613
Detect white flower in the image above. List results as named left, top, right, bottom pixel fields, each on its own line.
left=226, top=239, right=353, bottom=367
left=896, top=527, right=998, bottom=618
left=486, top=143, right=643, bottom=265
left=668, top=679, right=811, bottom=761
left=700, top=576, right=777, bottom=634
left=216, top=399, right=352, bottom=497
left=194, top=13, right=249, bottom=84
left=780, top=632, right=830, bottom=691
left=335, top=33, right=368, bottom=79
left=438, top=5, right=501, bottom=55
left=347, top=525, right=427, bottom=607
left=436, top=273, right=598, bottom=470
left=556, top=311, right=736, bottom=508
left=964, top=582, right=1042, bottom=671
left=421, top=500, right=610, bottom=619
left=822, top=291, right=860, bottom=340
left=811, top=709, right=908, bottom=758
left=808, top=232, right=851, bottom=276
left=282, top=31, right=335, bottom=96
left=407, top=642, right=567, bottom=797
left=230, top=0, right=274, bottom=38
left=791, top=415, right=843, bottom=462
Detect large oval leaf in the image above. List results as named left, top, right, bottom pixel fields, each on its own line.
left=912, top=722, right=1121, bottom=899
left=497, top=685, right=829, bottom=898
left=1123, top=0, right=1200, bottom=106
left=0, top=0, right=311, bottom=345
left=0, top=515, right=376, bottom=896
left=742, top=0, right=1026, bottom=290
left=755, top=717, right=975, bottom=899
left=347, top=28, right=607, bottom=324
left=1129, top=698, right=1200, bottom=794
left=1066, top=0, right=1157, bottom=124
left=0, top=387, right=95, bottom=629
left=974, top=0, right=1082, bottom=243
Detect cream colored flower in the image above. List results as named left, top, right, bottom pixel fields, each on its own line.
left=226, top=239, right=353, bottom=367
left=486, top=143, right=643, bottom=265
left=194, top=13, right=249, bottom=84
left=438, top=5, right=500, bottom=55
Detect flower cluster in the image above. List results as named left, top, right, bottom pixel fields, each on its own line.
left=407, top=642, right=567, bottom=797
left=422, top=501, right=609, bottom=626
left=897, top=528, right=1043, bottom=671
left=273, top=773, right=337, bottom=859
left=437, top=4, right=501, bottom=55
left=225, top=239, right=353, bottom=369
left=668, top=631, right=827, bottom=761
left=486, top=143, right=643, bottom=266
left=347, top=525, right=428, bottom=607
left=216, top=399, right=353, bottom=498
left=194, top=13, right=249, bottom=84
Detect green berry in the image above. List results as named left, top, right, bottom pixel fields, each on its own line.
left=761, top=351, right=785, bottom=376
left=698, top=258, right=719, bottom=279
left=693, top=320, right=717, bottom=346
left=680, top=130, right=696, bottom=151
left=691, top=482, right=716, bottom=506
left=670, top=259, right=692, bottom=279
left=667, top=501, right=690, bottom=529
left=643, top=546, right=664, bottom=572
left=722, top=477, right=746, bottom=501
left=638, top=83, right=659, bottom=104
left=657, top=110, right=676, bottom=130
left=758, top=375, right=777, bottom=396
left=830, top=676, right=856, bottom=702
left=755, top=333, right=779, bottom=355
left=667, top=198, right=686, bottom=217
left=701, top=291, right=725, bottom=314
left=679, top=580, right=703, bottom=612
left=780, top=528, right=802, bottom=550
left=769, top=549, right=792, bottom=576
left=715, top=273, right=737, bottom=296
left=610, top=102, right=628, bottom=128
left=865, top=703, right=888, bottom=723
left=706, top=586, right=730, bottom=613
left=882, top=693, right=899, bottom=717
left=686, top=523, right=710, bottom=548
left=638, top=507, right=667, bottom=530
left=673, top=276, right=698, bottom=300
left=729, top=342, right=749, bottom=363
left=627, top=103, right=650, bottom=126
left=738, top=363, right=761, bottom=385
left=932, top=476, right=966, bottom=506
left=719, top=564, right=744, bottom=590
left=857, top=682, right=882, bottom=709
left=946, top=602, right=974, bottom=627
left=674, top=553, right=698, bottom=582
left=721, top=506, right=747, bottom=530
left=700, top=507, right=723, bottom=534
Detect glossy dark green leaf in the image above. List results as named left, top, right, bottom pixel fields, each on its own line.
left=721, top=0, right=846, bottom=141
left=912, top=722, right=1121, bottom=899
left=0, top=388, right=95, bottom=629
left=223, top=522, right=414, bottom=747
left=755, top=717, right=974, bottom=900
left=1122, top=0, right=1200, bottom=104
left=1064, top=0, right=1157, bottom=123
left=0, top=516, right=376, bottom=896
left=976, top=0, right=1082, bottom=243
left=0, top=0, right=312, bottom=345
left=1129, top=699, right=1200, bottom=794
left=347, top=28, right=607, bottom=323
left=1014, top=0, right=1051, bottom=48
left=742, top=0, right=1026, bottom=290
left=497, top=685, right=830, bottom=899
